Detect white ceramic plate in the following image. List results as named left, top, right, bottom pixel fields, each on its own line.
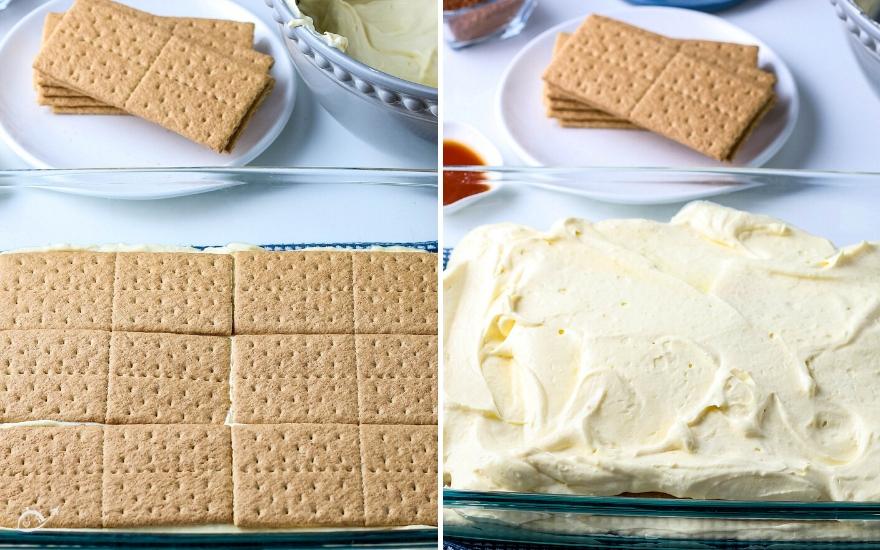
left=0, top=0, right=295, bottom=187
left=496, top=7, right=798, bottom=204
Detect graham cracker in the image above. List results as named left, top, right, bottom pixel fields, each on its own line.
left=543, top=31, right=763, bottom=127
left=52, top=106, right=126, bottom=115
left=233, top=251, right=354, bottom=335
left=36, top=85, right=92, bottom=98
left=102, top=424, right=232, bottom=526
left=39, top=8, right=260, bottom=64
left=33, top=0, right=274, bottom=152
left=0, top=329, right=110, bottom=423
left=34, top=8, right=270, bottom=102
left=543, top=16, right=776, bottom=160
left=356, top=335, right=437, bottom=425
left=232, top=334, right=358, bottom=424
left=546, top=100, right=641, bottom=128
left=0, top=251, right=116, bottom=331
left=106, top=332, right=230, bottom=424
left=231, top=424, right=365, bottom=527
left=112, top=252, right=233, bottom=336
left=353, top=252, right=437, bottom=335
left=0, top=426, right=103, bottom=528
left=558, top=119, right=642, bottom=129
left=544, top=95, right=620, bottom=117
left=546, top=105, right=627, bottom=120
left=125, top=35, right=273, bottom=153
left=37, top=93, right=108, bottom=108
left=630, top=52, right=775, bottom=160
left=552, top=24, right=766, bottom=78
left=360, top=424, right=437, bottom=526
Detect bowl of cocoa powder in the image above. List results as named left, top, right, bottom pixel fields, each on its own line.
left=443, top=0, right=537, bottom=49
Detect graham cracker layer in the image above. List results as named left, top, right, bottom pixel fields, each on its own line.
left=0, top=251, right=116, bottom=331
left=360, top=425, right=437, bottom=526
left=230, top=424, right=439, bottom=527
left=0, top=248, right=438, bottom=528
left=52, top=106, right=126, bottom=115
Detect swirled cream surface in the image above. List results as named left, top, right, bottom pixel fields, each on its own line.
left=444, top=201, right=880, bottom=501
left=292, top=0, right=438, bottom=87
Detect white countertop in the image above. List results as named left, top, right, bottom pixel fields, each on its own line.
left=0, top=0, right=437, bottom=248
left=444, top=0, right=880, bottom=171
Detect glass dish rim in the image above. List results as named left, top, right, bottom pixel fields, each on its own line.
left=439, top=164, right=880, bottom=179
left=0, top=166, right=437, bottom=182
left=0, top=527, right=438, bottom=546
left=443, top=488, right=880, bottom=520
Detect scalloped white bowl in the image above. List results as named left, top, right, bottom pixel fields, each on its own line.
left=264, top=0, right=438, bottom=144
left=831, top=0, right=880, bottom=99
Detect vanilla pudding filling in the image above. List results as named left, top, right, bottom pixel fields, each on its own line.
left=289, top=0, right=438, bottom=88
left=444, top=201, right=880, bottom=502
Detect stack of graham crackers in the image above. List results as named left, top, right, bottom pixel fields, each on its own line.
left=542, top=15, right=777, bottom=161
left=32, top=0, right=275, bottom=153
left=0, top=248, right=437, bottom=529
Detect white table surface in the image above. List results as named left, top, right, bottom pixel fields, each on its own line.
left=0, top=0, right=437, bottom=248
left=444, top=0, right=880, bottom=171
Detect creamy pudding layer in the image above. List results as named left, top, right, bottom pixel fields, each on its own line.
left=444, top=201, right=880, bottom=501
left=292, top=0, right=438, bottom=87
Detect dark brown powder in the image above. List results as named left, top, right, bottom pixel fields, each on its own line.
left=444, top=0, right=487, bottom=10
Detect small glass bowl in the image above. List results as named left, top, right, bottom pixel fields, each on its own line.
left=443, top=0, right=537, bottom=49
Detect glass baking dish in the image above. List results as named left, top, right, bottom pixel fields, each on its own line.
left=443, top=166, right=880, bottom=547
left=0, top=167, right=438, bottom=548
left=0, top=167, right=437, bottom=249
left=443, top=166, right=880, bottom=248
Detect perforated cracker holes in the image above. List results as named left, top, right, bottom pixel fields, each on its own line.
left=231, top=334, right=358, bottom=424
left=0, top=426, right=103, bottom=528
left=233, top=251, right=354, bottom=334
left=353, top=252, right=438, bottom=335
left=0, top=329, right=110, bottom=423
left=106, top=332, right=230, bottom=424
left=0, top=252, right=115, bottom=331
left=231, top=424, right=365, bottom=527
left=356, top=335, right=437, bottom=425
left=102, top=424, right=232, bottom=526
left=113, top=252, right=233, bottom=336
left=360, top=425, right=438, bottom=526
